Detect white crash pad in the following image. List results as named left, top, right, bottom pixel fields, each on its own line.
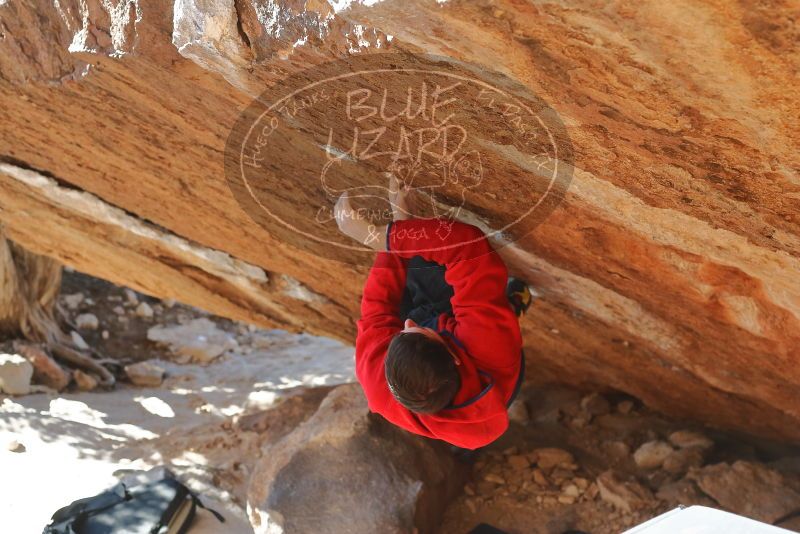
left=624, top=506, right=793, bottom=534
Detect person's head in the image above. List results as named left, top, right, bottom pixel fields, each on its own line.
left=384, top=319, right=461, bottom=413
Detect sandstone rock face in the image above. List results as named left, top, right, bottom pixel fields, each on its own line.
left=246, top=384, right=465, bottom=533
left=0, top=0, right=798, bottom=442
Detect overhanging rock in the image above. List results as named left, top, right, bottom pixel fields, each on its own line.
left=0, top=0, right=798, bottom=442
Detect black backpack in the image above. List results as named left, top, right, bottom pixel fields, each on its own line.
left=42, top=471, right=225, bottom=534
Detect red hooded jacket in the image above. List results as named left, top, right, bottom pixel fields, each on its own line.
left=355, top=218, right=523, bottom=449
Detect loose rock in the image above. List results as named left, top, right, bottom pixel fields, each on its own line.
left=596, top=470, right=654, bottom=513
left=662, top=446, right=705, bottom=475
left=75, top=313, right=99, bottom=330
left=0, top=353, right=33, bottom=395
left=581, top=392, right=611, bottom=416
left=124, top=288, right=139, bottom=305
left=484, top=473, right=505, bottom=485
left=135, top=302, right=154, bottom=318
left=70, top=331, right=90, bottom=351
left=508, top=454, right=529, bottom=470
left=7, top=440, right=25, bottom=453
left=74, top=370, right=98, bottom=391
left=62, top=292, right=84, bottom=310
left=531, top=448, right=575, bottom=471
left=14, top=343, right=70, bottom=391
left=562, top=484, right=580, bottom=497
left=585, top=482, right=599, bottom=500
left=668, top=430, right=714, bottom=451
left=570, top=412, right=592, bottom=428
left=633, top=440, right=674, bottom=469
left=532, top=468, right=548, bottom=486
left=125, top=360, right=166, bottom=387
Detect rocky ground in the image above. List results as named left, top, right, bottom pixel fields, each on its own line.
left=1, top=270, right=800, bottom=533
left=439, top=386, right=800, bottom=533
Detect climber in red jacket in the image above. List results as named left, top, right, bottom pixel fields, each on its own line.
left=334, top=178, right=528, bottom=450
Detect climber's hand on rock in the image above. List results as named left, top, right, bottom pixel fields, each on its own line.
left=334, top=191, right=387, bottom=251
left=386, top=172, right=411, bottom=221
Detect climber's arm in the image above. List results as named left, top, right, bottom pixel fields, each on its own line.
left=354, top=251, right=405, bottom=407
left=333, top=192, right=388, bottom=251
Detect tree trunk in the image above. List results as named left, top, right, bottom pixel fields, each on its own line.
left=0, top=227, right=114, bottom=386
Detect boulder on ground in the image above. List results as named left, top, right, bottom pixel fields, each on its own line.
left=687, top=461, right=800, bottom=523
left=14, top=343, right=70, bottom=391
left=247, top=384, right=466, bottom=534
left=0, top=353, right=33, bottom=395
left=124, top=360, right=166, bottom=387
left=147, top=318, right=237, bottom=364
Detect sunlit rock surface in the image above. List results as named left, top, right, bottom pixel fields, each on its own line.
left=0, top=0, right=799, bottom=443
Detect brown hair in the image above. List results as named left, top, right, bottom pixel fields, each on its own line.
left=384, top=332, right=460, bottom=413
